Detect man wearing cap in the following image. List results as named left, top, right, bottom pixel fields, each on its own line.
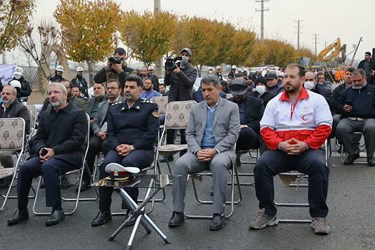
left=162, top=48, right=197, bottom=162
left=71, top=66, right=89, bottom=98
left=11, top=67, right=32, bottom=103
left=49, top=65, right=65, bottom=82
left=215, top=66, right=223, bottom=81
left=94, top=47, right=136, bottom=91
left=168, top=74, right=240, bottom=231
left=266, top=72, right=284, bottom=96
left=228, top=65, right=237, bottom=79
left=92, top=75, right=159, bottom=227
left=147, top=66, right=160, bottom=92
left=228, top=78, right=264, bottom=165
left=249, top=76, right=275, bottom=107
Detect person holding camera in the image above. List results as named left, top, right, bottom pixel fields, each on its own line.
left=94, top=47, right=135, bottom=91
left=162, top=48, right=197, bottom=162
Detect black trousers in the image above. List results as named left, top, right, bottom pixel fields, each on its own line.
left=99, top=149, right=154, bottom=211
left=167, top=129, right=187, bottom=156
left=17, top=156, right=77, bottom=210
left=254, top=149, right=329, bottom=218
left=236, top=127, right=259, bottom=151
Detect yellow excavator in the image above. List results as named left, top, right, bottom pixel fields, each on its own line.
left=317, top=38, right=346, bottom=64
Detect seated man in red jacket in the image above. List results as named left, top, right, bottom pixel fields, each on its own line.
left=249, top=64, right=332, bottom=235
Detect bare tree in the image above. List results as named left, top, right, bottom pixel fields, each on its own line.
left=18, top=20, right=61, bottom=91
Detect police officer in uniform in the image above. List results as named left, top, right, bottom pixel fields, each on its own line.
left=92, top=75, right=159, bottom=227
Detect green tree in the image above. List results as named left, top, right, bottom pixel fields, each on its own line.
left=54, top=0, right=122, bottom=84
left=121, top=10, right=177, bottom=66
left=0, top=0, right=35, bottom=54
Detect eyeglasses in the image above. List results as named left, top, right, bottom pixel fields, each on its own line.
left=318, top=78, right=324, bottom=80
left=352, top=79, right=363, bottom=83
left=48, top=90, right=63, bottom=95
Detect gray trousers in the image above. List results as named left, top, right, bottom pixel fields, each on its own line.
left=336, top=118, right=375, bottom=157
left=172, top=151, right=233, bottom=215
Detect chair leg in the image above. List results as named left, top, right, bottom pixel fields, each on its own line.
left=0, top=168, right=36, bottom=212
left=185, top=167, right=242, bottom=219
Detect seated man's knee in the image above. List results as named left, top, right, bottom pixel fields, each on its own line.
left=173, top=157, right=189, bottom=175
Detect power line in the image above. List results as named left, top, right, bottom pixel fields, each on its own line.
left=255, top=0, right=269, bottom=41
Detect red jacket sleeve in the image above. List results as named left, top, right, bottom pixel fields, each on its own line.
left=304, top=124, right=332, bottom=149
left=260, top=127, right=283, bottom=150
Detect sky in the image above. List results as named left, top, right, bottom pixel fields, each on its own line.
left=7, top=0, right=374, bottom=65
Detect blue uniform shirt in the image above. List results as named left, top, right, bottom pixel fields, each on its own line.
left=106, top=98, right=159, bottom=151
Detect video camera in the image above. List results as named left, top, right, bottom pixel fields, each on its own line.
left=108, top=56, right=122, bottom=66
left=164, top=56, right=182, bottom=71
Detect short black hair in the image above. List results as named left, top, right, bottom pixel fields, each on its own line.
left=125, top=75, right=143, bottom=87
left=286, top=63, right=306, bottom=78
left=106, top=79, right=121, bottom=89
left=365, top=51, right=371, bottom=57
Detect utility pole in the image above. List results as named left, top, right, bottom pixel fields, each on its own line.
left=154, top=0, right=163, bottom=77
left=295, top=20, right=303, bottom=49
left=256, top=0, right=269, bottom=41
left=313, top=34, right=318, bottom=56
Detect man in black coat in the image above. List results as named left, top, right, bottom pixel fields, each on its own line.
left=7, top=82, right=88, bottom=227
left=94, top=47, right=135, bottom=91
left=91, top=75, right=159, bottom=227
left=162, top=48, right=197, bottom=161
left=228, top=78, right=264, bottom=164
left=12, top=67, right=32, bottom=103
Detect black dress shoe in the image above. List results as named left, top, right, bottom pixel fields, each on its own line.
left=160, top=155, right=174, bottom=163
left=46, top=209, right=65, bottom=226
left=92, top=210, right=112, bottom=227
left=344, top=153, right=360, bottom=165
left=210, top=214, right=225, bottom=231
left=168, top=211, right=184, bottom=227
left=368, top=157, right=375, bottom=167
left=7, top=209, right=29, bottom=226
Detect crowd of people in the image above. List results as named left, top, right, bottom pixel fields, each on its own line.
left=1, top=47, right=374, bottom=239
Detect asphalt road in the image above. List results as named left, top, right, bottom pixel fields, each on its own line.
left=0, top=149, right=374, bottom=250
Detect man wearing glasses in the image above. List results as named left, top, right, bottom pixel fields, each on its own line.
left=94, top=47, right=136, bottom=90
left=335, top=69, right=375, bottom=166
left=7, top=82, right=88, bottom=226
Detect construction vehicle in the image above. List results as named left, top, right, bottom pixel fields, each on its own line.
left=317, top=38, right=347, bottom=65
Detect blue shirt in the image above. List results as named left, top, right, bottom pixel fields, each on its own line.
left=140, top=90, right=161, bottom=100
left=201, top=101, right=219, bottom=148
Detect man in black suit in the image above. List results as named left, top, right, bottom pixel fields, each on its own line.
left=228, top=78, right=265, bottom=164
left=7, top=82, right=88, bottom=227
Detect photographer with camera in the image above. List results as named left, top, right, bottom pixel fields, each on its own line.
left=94, top=47, right=135, bottom=91
left=161, top=48, right=197, bottom=162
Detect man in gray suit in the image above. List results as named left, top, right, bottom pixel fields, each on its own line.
left=81, top=79, right=123, bottom=191
left=168, top=74, right=240, bottom=231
